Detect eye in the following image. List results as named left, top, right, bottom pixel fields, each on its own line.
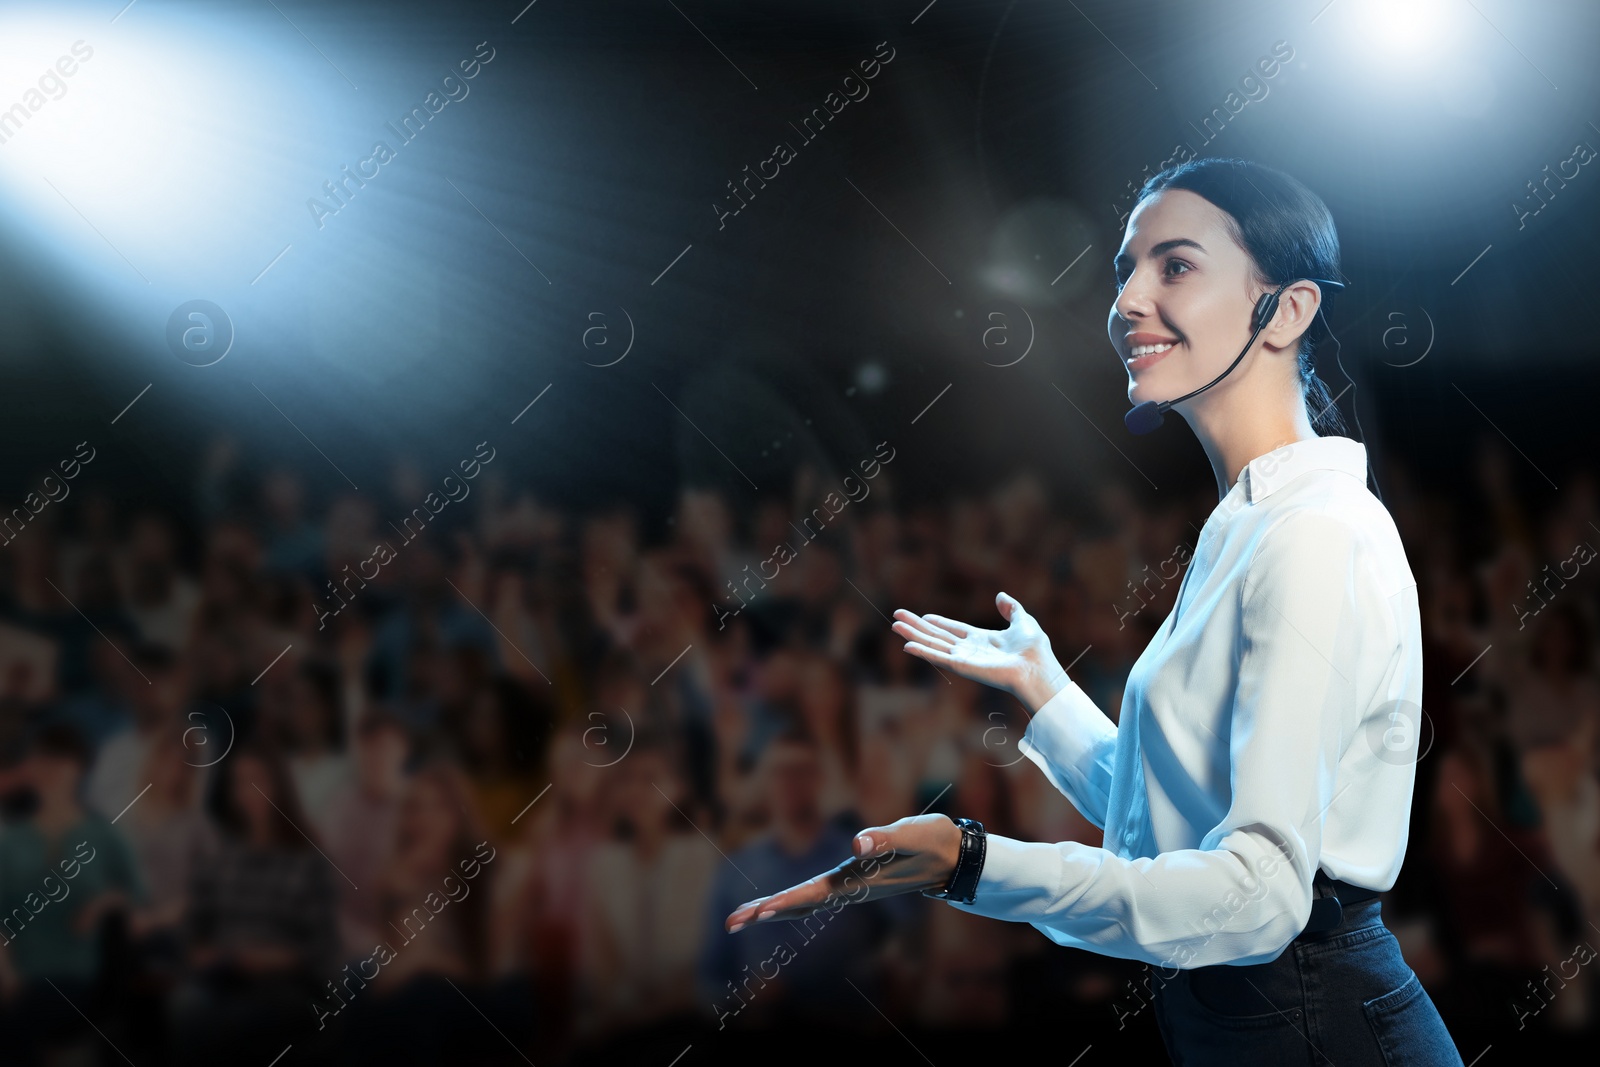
left=1112, top=258, right=1187, bottom=292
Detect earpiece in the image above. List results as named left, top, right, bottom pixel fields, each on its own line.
left=1124, top=275, right=1348, bottom=436
left=1253, top=285, right=1288, bottom=331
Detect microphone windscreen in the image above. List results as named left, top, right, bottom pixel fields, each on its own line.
left=1124, top=401, right=1164, bottom=435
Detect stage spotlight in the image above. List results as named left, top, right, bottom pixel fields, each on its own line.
left=1339, top=0, right=1466, bottom=69
left=0, top=0, right=350, bottom=350
left=1372, top=4, right=1436, bottom=54
left=2, top=10, right=266, bottom=280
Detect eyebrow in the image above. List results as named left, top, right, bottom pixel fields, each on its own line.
left=1113, top=237, right=1208, bottom=272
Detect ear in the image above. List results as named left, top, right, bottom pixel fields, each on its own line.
left=1261, top=279, right=1323, bottom=353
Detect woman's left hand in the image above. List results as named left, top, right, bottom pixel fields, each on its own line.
left=724, top=814, right=963, bottom=932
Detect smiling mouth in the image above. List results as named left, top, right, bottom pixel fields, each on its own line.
left=1126, top=347, right=1177, bottom=375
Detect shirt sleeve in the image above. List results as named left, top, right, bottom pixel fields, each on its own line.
left=1015, top=679, right=1118, bottom=831
left=944, top=508, right=1367, bottom=968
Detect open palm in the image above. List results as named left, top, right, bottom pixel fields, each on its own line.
left=892, top=592, right=1065, bottom=708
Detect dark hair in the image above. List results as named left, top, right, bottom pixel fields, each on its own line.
left=288, top=658, right=345, bottom=750
left=1136, top=158, right=1348, bottom=436
left=453, top=675, right=554, bottom=777
left=210, top=742, right=317, bottom=850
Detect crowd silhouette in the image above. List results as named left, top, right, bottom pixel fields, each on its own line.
left=0, top=430, right=1595, bottom=1064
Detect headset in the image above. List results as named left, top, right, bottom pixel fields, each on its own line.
left=1123, top=277, right=1345, bottom=434
left=1121, top=276, right=1383, bottom=504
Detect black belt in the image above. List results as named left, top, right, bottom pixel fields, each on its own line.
left=1300, top=870, right=1382, bottom=936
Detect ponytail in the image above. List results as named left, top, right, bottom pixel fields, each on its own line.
left=1301, top=362, right=1348, bottom=437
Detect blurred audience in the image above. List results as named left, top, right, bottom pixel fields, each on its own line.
left=0, top=432, right=1593, bottom=1063
left=578, top=736, right=715, bottom=1042
left=170, top=743, right=339, bottom=1063
left=0, top=723, right=144, bottom=1065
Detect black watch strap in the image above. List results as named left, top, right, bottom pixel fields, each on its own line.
left=923, top=817, right=986, bottom=904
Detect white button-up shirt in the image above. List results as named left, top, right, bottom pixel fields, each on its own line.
left=947, top=434, right=1423, bottom=969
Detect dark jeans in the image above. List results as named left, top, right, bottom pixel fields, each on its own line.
left=1152, top=899, right=1464, bottom=1065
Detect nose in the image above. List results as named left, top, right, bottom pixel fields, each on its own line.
left=1113, top=266, right=1155, bottom=324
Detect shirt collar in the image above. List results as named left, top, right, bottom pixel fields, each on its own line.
left=1242, top=435, right=1367, bottom=504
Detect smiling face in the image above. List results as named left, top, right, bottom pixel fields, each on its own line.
left=1108, top=188, right=1269, bottom=409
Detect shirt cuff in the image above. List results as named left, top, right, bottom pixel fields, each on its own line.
left=940, top=831, right=1089, bottom=922
left=1017, top=681, right=1116, bottom=790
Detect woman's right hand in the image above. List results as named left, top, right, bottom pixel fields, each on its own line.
left=892, top=592, right=1070, bottom=713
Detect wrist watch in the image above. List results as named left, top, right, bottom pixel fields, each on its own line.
left=922, top=817, right=986, bottom=905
